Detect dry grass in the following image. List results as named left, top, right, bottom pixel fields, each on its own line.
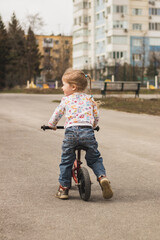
left=1, top=88, right=160, bottom=116
left=95, top=97, right=160, bottom=116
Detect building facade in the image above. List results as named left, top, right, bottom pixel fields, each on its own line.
left=73, top=0, right=160, bottom=80
left=36, top=35, right=72, bottom=82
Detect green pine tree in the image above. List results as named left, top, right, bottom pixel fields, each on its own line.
left=26, top=27, right=41, bottom=81
left=0, top=16, right=9, bottom=89
left=6, top=13, right=27, bottom=88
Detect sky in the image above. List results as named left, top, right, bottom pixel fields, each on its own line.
left=0, top=0, right=73, bottom=35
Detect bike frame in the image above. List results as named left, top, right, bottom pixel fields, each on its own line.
left=41, top=124, right=99, bottom=186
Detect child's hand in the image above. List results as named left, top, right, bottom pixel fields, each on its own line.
left=52, top=126, right=57, bottom=131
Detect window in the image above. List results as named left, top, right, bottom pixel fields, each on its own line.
left=83, top=2, right=88, bottom=8
left=44, top=48, right=50, bottom=53
left=112, top=36, right=127, bottom=44
left=150, top=37, right=160, bottom=45
left=108, top=52, right=112, bottom=58
left=53, top=57, right=59, bottom=62
left=149, top=22, right=160, bottom=30
left=133, top=24, right=142, bottom=30
left=132, top=8, right=142, bottom=15
left=73, top=43, right=88, bottom=51
left=96, top=13, right=100, bottom=21
left=107, top=37, right=111, bottom=44
left=84, top=16, right=88, bottom=24
left=96, top=26, right=105, bottom=37
left=113, top=51, right=124, bottom=59
left=53, top=49, right=60, bottom=54
left=152, top=8, right=157, bottom=15
left=107, top=7, right=111, bottom=14
left=133, top=39, right=142, bottom=46
left=133, top=54, right=142, bottom=61
left=43, top=38, right=53, bottom=48
left=73, top=29, right=88, bottom=38
left=113, top=21, right=128, bottom=29
left=74, top=18, right=77, bottom=25
left=113, top=5, right=127, bottom=14
left=149, top=8, right=160, bottom=15
left=44, top=38, right=53, bottom=44
left=96, top=42, right=100, bottom=49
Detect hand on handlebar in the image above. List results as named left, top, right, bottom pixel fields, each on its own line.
left=51, top=126, right=57, bottom=131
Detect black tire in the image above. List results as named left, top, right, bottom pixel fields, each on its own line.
left=78, top=167, right=91, bottom=201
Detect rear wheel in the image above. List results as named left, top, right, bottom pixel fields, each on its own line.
left=78, top=167, right=91, bottom=201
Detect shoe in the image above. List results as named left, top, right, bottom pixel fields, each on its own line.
left=98, top=176, right=113, bottom=199
left=55, top=185, right=69, bottom=199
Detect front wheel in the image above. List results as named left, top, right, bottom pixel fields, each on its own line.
left=78, top=167, right=91, bottom=201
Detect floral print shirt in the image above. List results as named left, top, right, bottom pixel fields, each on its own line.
left=48, top=92, right=99, bottom=128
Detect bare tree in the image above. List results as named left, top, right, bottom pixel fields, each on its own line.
left=22, top=13, right=45, bottom=34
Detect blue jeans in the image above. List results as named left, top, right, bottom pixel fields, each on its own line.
left=59, top=126, right=106, bottom=187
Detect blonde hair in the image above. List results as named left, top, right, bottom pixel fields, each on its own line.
left=62, top=68, right=91, bottom=91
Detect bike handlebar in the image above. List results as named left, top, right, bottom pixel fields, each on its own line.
left=41, top=125, right=100, bottom=131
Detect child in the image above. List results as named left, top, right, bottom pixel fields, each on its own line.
left=48, top=69, right=113, bottom=200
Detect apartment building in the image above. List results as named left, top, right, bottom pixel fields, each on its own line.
left=73, top=0, right=160, bottom=79
left=36, top=35, right=72, bottom=81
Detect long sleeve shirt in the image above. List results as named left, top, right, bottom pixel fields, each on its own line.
left=48, top=92, right=99, bottom=129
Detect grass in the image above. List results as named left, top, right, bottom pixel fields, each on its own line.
left=0, top=88, right=63, bottom=94
left=1, top=87, right=160, bottom=116
left=95, top=97, right=160, bottom=116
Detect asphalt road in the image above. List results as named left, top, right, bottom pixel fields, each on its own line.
left=0, top=93, right=160, bottom=240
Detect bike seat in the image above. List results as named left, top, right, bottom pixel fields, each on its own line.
left=75, top=145, right=88, bottom=151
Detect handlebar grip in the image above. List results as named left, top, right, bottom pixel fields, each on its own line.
left=57, top=126, right=64, bottom=129
left=41, top=125, right=64, bottom=131
left=94, top=126, right=100, bottom=131
left=41, top=125, right=50, bottom=131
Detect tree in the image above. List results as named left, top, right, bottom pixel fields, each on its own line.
left=147, top=52, right=160, bottom=78
left=52, top=38, right=71, bottom=81
left=26, top=27, right=41, bottom=81
left=23, top=13, right=45, bottom=34
left=6, top=13, right=27, bottom=87
left=108, top=63, right=140, bottom=82
left=0, top=16, right=9, bottom=89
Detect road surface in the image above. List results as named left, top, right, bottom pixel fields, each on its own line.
left=0, top=94, right=160, bottom=240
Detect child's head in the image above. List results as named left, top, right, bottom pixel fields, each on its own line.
left=62, top=69, right=90, bottom=93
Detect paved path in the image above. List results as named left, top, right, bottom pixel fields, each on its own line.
left=0, top=94, right=160, bottom=240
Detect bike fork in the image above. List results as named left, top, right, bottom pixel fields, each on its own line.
left=72, top=150, right=82, bottom=185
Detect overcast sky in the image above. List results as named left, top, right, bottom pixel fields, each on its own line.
left=0, top=0, right=73, bottom=35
